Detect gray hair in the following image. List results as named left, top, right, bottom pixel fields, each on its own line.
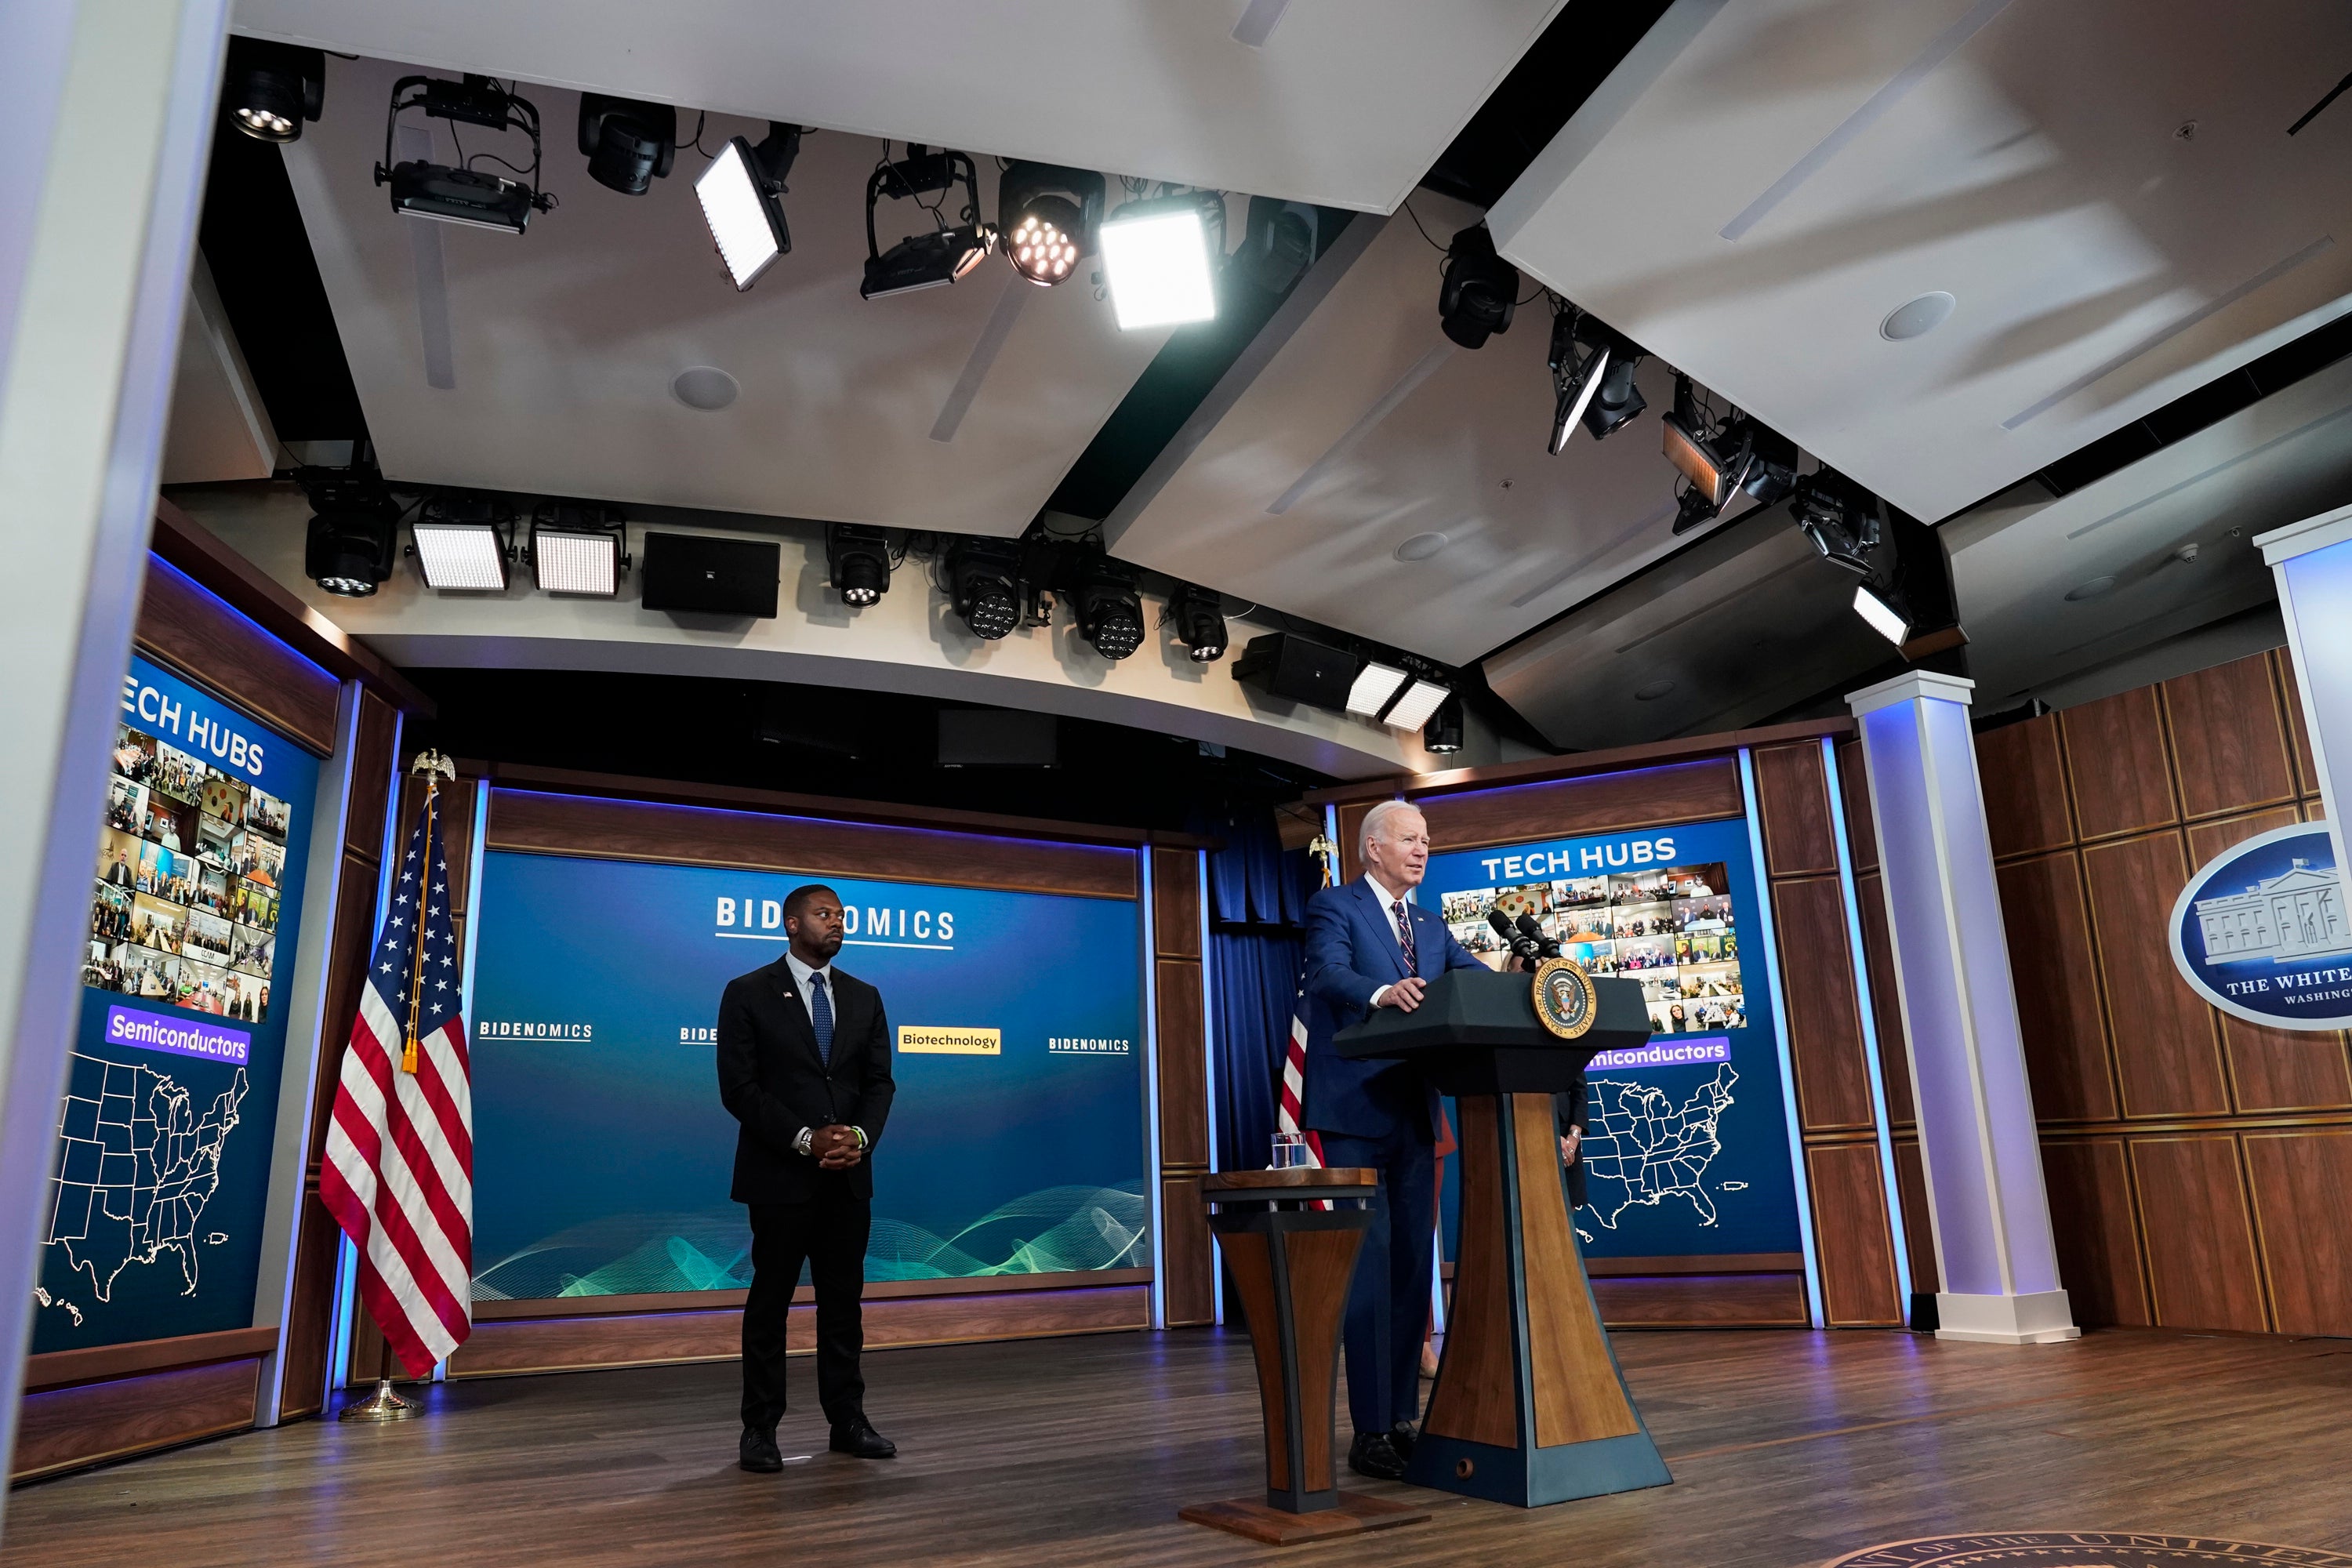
left=1359, top=799, right=1427, bottom=862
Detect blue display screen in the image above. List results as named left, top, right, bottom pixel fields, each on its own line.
left=1422, top=814, right=1805, bottom=1259
left=466, top=849, right=1149, bottom=1300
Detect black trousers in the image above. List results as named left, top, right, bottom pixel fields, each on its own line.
left=740, top=1192, right=870, bottom=1432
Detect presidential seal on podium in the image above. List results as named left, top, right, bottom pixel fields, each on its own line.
left=1531, top=956, right=1597, bottom=1040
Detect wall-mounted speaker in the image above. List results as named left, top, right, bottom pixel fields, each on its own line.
left=1232, top=632, right=1356, bottom=710
left=640, top=531, right=779, bottom=617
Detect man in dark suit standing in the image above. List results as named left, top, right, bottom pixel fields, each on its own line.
left=1556, top=1072, right=1590, bottom=1210
left=1301, top=800, right=1484, bottom=1479
left=717, top=883, right=898, bottom=1472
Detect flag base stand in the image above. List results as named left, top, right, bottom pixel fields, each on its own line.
left=339, top=1378, right=420, bottom=1422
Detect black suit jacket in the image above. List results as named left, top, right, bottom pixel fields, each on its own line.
left=1554, top=1073, right=1591, bottom=1210
left=717, top=956, right=896, bottom=1205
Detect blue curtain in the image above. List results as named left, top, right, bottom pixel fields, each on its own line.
left=1196, top=807, right=1319, bottom=1180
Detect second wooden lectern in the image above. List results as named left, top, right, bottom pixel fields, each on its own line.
left=1335, top=966, right=1672, bottom=1508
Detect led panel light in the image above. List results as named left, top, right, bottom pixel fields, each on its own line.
left=1854, top=582, right=1910, bottom=645
left=698, top=136, right=787, bottom=291
left=532, top=528, right=621, bottom=597
left=413, top=521, right=510, bottom=591
left=1382, top=678, right=1450, bottom=732
left=1347, top=660, right=1410, bottom=718
left=1101, top=198, right=1218, bottom=330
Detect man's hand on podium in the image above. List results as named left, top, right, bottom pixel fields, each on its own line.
left=814, top=1124, right=864, bottom=1170
left=1376, top=975, right=1427, bottom=1013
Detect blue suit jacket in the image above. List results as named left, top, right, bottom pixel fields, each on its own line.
left=1299, top=878, right=1484, bottom=1140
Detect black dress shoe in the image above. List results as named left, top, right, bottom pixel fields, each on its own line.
left=1388, top=1420, right=1417, bottom=1461
left=739, top=1426, right=783, bottom=1473
left=829, top=1418, right=897, bottom=1459
left=1347, top=1431, right=1406, bottom=1481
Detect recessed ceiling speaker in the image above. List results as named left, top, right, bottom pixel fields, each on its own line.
left=640, top=531, right=779, bottom=617
left=672, top=366, right=739, bottom=411
left=1881, top=292, right=1956, bottom=341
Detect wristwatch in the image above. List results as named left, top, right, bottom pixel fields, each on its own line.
left=794, top=1127, right=814, bottom=1156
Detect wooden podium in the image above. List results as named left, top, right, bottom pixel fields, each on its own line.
left=1336, top=967, right=1673, bottom=1508
left=1181, top=1169, right=1431, bottom=1545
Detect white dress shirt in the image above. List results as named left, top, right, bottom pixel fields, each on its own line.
left=1363, top=873, right=1417, bottom=1008
left=782, top=949, right=867, bottom=1156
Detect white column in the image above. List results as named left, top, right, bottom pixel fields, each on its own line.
left=2259, top=504, right=2352, bottom=888
left=1847, top=672, right=2078, bottom=1345
left=0, top=0, right=230, bottom=1490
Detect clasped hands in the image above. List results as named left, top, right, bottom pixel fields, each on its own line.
left=811, top=1124, right=864, bottom=1169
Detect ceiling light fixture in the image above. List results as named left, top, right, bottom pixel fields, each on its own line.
left=376, top=74, right=556, bottom=234
left=1548, top=306, right=1646, bottom=452
left=1421, top=695, right=1464, bottom=754
left=695, top=123, right=804, bottom=291
left=826, top=523, right=891, bottom=606
left=1853, top=579, right=1911, bottom=645
left=1662, top=376, right=1796, bottom=531
left=411, top=495, right=514, bottom=592
left=1167, top=583, right=1229, bottom=662
left=998, top=162, right=1103, bottom=287
left=1230, top=197, right=1317, bottom=297
left=1438, top=223, right=1518, bottom=350
left=1791, top=470, right=1882, bottom=575
left=946, top=539, right=1025, bottom=641
left=529, top=503, right=629, bottom=597
left=860, top=146, right=994, bottom=299
left=1347, top=659, right=1410, bottom=719
left=1075, top=562, right=1146, bottom=660
left=578, top=93, right=677, bottom=196
left=1382, top=677, right=1451, bottom=733
left=299, top=468, right=401, bottom=597
left=222, top=38, right=324, bottom=143
left=1100, top=191, right=1224, bottom=329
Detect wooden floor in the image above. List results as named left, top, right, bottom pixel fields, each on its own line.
left=9, top=1325, right=2352, bottom=1566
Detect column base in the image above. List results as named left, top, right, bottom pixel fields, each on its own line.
left=1932, top=1288, right=2079, bottom=1345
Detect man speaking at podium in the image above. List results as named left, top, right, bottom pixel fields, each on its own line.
left=717, top=884, right=898, bottom=1472
left=1301, top=800, right=1483, bottom=1480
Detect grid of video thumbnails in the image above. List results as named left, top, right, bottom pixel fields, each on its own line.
left=85, top=720, right=290, bottom=1024
left=1441, top=863, right=1746, bottom=1036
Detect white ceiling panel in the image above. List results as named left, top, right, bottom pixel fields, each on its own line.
left=234, top=0, right=1566, bottom=215
left=1102, top=191, right=1755, bottom=666
left=1490, top=0, right=2352, bottom=523
left=281, top=56, right=1178, bottom=533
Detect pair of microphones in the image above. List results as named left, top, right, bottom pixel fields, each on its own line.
left=1486, top=909, right=1562, bottom=962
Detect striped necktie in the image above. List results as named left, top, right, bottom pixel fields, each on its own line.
left=1391, top=900, right=1418, bottom=974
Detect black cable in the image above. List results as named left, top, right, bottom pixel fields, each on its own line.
left=684, top=111, right=710, bottom=158
left=1398, top=198, right=1448, bottom=253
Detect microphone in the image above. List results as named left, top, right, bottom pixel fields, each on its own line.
left=1487, top=909, right=1544, bottom=962
left=1515, top=912, right=1563, bottom=959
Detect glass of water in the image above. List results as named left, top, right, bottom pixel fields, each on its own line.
left=1271, top=1132, right=1308, bottom=1170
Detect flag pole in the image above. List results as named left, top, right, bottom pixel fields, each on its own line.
left=338, top=749, right=456, bottom=1424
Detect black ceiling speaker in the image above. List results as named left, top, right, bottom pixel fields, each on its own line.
left=1232, top=632, right=1358, bottom=710
left=639, top=531, right=779, bottom=617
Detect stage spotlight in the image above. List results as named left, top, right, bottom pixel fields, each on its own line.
left=1100, top=191, right=1224, bottom=330
left=1347, top=659, right=1410, bottom=719
left=861, top=147, right=993, bottom=299
left=299, top=470, right=400, bottom=597
left=1232, top=198, right=1318, bottom=296
left=998, top=162, right=1104, bottom=287
left=1854, top=579, right=1911, bottom=645
left=946, top=539, right=1025, bottom=641
left=1661, top=376, right=1744, bottom=509
left=1167, top=583, right=1229, bottom=662
left=578, top=94, right=677, bottom=195
left=412, top=495, right=514, bottom=592
left=376, top=75, right=556, bottom=234
left=1438, top=223, right=1518, bottom=350
left=1547, top=308, right=1646, bottom=453
left=1671, top=485, right=1721, bottom=535
left=1382, top=677, right=1451, bottom=733
left=223, top=38, right=323, bottom=143
left=1421, top=695, right=1465, bottom=754
left=1791, top=471, right=1882, bottom=576
left=1075, top=564, right=1146, bottom=660
left=529, top=503, right=628, bottom=597
left=826, top=523, right=891, bottom=606
left=695, top=123, right=803, bottom=291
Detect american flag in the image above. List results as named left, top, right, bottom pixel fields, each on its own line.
left=1278, top=837, right=1329, bottom=1189
left=318, top=782, right=474, bottom=1377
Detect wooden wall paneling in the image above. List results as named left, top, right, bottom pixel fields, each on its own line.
left=1996, top=852, right=2118, bottom=1123
left=1973, top=715, right=2076, bottom=859
left=2059, top=688, right=2180, bottom=841
left=1335, top=800, right=1373, bottom=885
left=1752, top=742, right=1838, bottom=877
left=1414, top=759, right=1741, bottom=853
left=132, top=555, right=341, bottom=754
left=308, top=848, right=384, bottom=1152
left=2126, top=1134, right=2269, bottom=1332
left=1853, top=872, right=1913, bottom=1126
left=2080, top=833, right=2228, bottom=1116
left=1892, top=1140, right=1936, bottom=1294
left=2242, top=1131, right=2352, bottom=1337
left=1835, top=737, right=1877, bottom=873
left=13, top=1358, right=261, bottom=1481
left=1588, top=1273, right=1809, bottom=1327
left=2161, top=653, right=2298, bottom=820
left=1156, top=960, right=1208, bottom=1167
left=485, top=789, right=1138, bottom=901
left=1152, top=848, right=1200, bottom=959
left=1771, top=877, right=1875, bottom=1131
left=343, top=691, right=397, bottom=857
left=1803, top=1143, right=1903, bottom=1325
left=2038, top=1138, right=2149, bottom=1327
left=1159, top=1176, right=1215, bottom=1327
left=2275, top=649, right=2319, bottom=797
left=276, top=1196, right=343, bottom=1419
